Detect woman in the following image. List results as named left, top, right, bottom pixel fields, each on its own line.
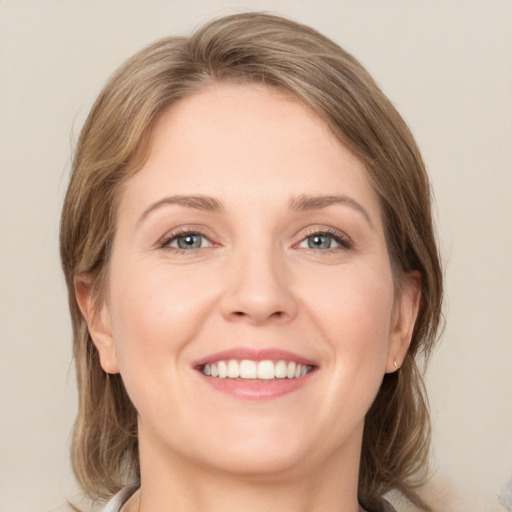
left=60, top=12, right=443, bottom=512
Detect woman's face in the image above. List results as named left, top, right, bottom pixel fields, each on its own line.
left=84, top=83, right=418, bottom=480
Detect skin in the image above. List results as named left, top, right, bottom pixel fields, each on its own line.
left=76, top=83, right=420, bottom=512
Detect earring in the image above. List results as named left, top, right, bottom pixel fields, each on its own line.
left=393, top=360, right=399, bottom=370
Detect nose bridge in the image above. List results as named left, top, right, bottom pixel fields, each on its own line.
left=221, top=238, right=296, bottom=324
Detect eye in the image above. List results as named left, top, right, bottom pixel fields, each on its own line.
left=297, top=231, right=351, bottom=251
left=162, top=231, right=212, bottom=251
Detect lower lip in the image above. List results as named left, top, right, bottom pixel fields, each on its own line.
left=198, top=372, right=313, bottom=400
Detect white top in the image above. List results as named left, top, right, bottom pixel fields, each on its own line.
left=98, top=484, right=394, bottom=512
left=48, top=485, right=392, bottom=512
left=102, top=485, right=139, bottom=512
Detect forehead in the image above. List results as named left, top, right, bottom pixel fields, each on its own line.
left=118, top=83, right=382, bottom=225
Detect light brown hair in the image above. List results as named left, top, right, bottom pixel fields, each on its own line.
left=60, top=12, right=443, bottom=510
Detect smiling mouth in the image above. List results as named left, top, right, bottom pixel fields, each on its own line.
left=200, top=359, right=314, bottom=380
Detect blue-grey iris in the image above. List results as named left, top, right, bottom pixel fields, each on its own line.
left=308, top=235, right=332, bottom=249
left=177, top=234, right=202, bottom=249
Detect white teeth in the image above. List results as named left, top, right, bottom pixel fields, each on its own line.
left=218, top=361, right=228, bottom=379
left=227, top=359, right=240, bottom=378
left=201, top=359, right=312, bottom=380
left=275, top=360, right=287, bottom=378
left=240, top=359, right=257, bottom=379
left=257, top=360, right=275, bottom=380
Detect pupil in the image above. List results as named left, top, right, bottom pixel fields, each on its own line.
left=178, top=234, right=201, bottom=249
left=308, top=235, right=331, bottom=249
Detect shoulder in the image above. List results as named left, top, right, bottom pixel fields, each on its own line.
left=382, top=500, right=397, bottom=512
left=48, top=486, right=138, bottom=512
left=48, top=505, right=77, bottom=512
left=101, top=485, right=139, bottom=512
left=360, top=496, right=397, bottom=512
left=48, top=502, right=101, bottom=512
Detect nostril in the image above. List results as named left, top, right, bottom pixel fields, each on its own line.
left=230, top=310, right=285, bottom=321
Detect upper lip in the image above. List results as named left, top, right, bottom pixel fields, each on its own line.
left=192, top=347, right=318, bottom=369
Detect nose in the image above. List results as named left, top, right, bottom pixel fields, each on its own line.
left=220, top=248, right=297, bottom=325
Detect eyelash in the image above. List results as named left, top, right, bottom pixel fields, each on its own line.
left=296, top=228, right=353, bottom=252
left=158, top=228, right=214, bottom=254
left=158, top=227, right=353, bottom=254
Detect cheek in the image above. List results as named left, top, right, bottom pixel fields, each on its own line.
left=105, top=259, right=224, bottom=428
left=107, top=259, right=218, bottom=371
left=281, top=264, right=397, bottom=448
left=303, top=262, right=394, bottom=340
left=300, top=263, right=395, bottom=387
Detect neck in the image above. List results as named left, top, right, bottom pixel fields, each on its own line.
left=131, top=471, right=362, bottom=512
left=126, top=424, right=364, bottom=512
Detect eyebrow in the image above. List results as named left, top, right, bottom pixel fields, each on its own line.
left=137, top=193, right=373, bottom=229
left=289, top=194, right=374, bottom=228
left=138, top=195, right=224, bottom=225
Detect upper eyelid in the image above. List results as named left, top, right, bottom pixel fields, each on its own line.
left=296, top=235, right=352, bottom=251
left=158, top=227, right=214, bottom=248
left=297, top=226, right=353, bottom=244
left=155, top=224, right=353, bottom=248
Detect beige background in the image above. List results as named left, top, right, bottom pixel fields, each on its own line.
left=1, top=1, right=511, bottom=511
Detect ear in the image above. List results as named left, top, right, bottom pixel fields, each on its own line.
left=74, top=274, right=119, bottom=374
left=386, top=271, right=421, bottom=373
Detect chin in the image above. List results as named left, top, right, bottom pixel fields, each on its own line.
left=200, top=440, right=313, bottom=480
left=182, top=417, right=356, bottom=481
